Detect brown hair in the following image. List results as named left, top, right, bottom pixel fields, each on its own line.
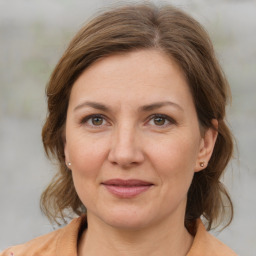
left=41, top=3, right=233, bottom=231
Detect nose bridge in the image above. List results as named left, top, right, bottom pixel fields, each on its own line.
left=108, top=120, right=144, bottom=167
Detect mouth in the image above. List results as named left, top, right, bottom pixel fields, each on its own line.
left=101, top=179, right=153, bottom=198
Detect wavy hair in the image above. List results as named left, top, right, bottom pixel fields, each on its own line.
left=41, top=3, right=233, bottom=231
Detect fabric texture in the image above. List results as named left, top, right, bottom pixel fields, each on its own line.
left=0, top=216, right=237, bottom=256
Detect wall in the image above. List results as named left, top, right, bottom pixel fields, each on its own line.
left=1, top=0, right=255, bottom=255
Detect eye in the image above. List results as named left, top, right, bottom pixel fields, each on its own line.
left=153, top=116, right=166, bottom=126
left=148, top=114, right=176, bottom=127
left=91, top=116, right=104, bottom=126
left=81, top=114, right=108, bottom=128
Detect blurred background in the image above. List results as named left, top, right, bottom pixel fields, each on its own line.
left=0, top=0, right=255, bottom=255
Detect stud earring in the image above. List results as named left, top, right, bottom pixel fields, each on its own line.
left=200, top=162, right=205, bottom=167
left=68, top=162, right=71, bottom=166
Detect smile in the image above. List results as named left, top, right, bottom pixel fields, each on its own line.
left=102, top=179, right=153, bottom=198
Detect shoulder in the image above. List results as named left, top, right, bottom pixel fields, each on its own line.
left=187, top=219, right=238, bottom=256
left=0, top=216, right=86, bottom=256
left=0, top=228, right=62, bottom=256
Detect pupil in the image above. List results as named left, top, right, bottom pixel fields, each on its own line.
left=154, top=117, right=165, bottom=125
left=92, top=117, right=103, bottom=125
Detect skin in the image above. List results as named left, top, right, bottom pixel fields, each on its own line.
left=64, top=49, right=218, bottom=256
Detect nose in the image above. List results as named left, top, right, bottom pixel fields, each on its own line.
left=108, top=123, right=144, bottom=168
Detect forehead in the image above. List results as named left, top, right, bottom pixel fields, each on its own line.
left=69, top=49, right=194, bottom=110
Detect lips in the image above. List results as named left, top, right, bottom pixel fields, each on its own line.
left=102, top=179, right=153, bottom=186
left=102, top=179, right=153, bottom=198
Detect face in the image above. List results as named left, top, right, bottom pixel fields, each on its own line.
left=64, top=50, right=216, bottom=230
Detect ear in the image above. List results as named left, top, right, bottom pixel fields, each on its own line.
left=195, top=119, right=218, bottom=172
left=62, top=126, right=70, bottom=167
left=64, top=141, right=69, bottom=162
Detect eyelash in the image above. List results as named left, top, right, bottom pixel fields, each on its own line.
left=80, top=114, right=177, bottom=129
left=80, top=114, right=108, bottom=128
left=147, top=114, right=177, bottom=127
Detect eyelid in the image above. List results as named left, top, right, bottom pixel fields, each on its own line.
left=146, top=114, right=177, bottom=127
left=79, top=113, right=177, bottom=128
left=80, top=114, right=110, bottom=128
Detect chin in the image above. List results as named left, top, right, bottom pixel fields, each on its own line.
left=96, top=207, right=155, bottom=231
left=105, top=216, right=152, bottom=231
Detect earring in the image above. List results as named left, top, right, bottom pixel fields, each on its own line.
left=200, top=162, right=205, bottom=167
left=68, top=162, right=71, bottom=166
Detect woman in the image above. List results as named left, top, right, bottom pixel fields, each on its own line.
left=1, top=3, right=237, bottom=256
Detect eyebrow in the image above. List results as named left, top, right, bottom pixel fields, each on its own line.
left=139, top=101, right=184, bottom=112
left=73, top=101, right=183, bottom=112
left=74, top=101, right=109, bottom=112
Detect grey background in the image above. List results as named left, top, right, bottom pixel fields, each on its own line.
left=0, top=0, right=255, bottom=255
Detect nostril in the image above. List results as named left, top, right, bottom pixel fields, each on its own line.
left=108, top=136, right=145, bottom=167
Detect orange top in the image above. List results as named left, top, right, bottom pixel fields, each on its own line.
left=0, top=216, right=237, bottom=256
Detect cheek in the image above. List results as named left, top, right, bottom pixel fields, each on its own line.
left=148, top=133, right=200, bottom=183
left=66, top=135, right=110, bottom=207
left=66, top=133, right=109, bottom=180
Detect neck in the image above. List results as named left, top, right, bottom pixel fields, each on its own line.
left=78, top=213, right=193, bottom=256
